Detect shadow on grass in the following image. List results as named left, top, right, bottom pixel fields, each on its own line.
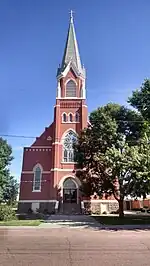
left=41, top=214, right=150, bottom=231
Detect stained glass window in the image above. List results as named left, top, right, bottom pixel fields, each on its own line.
left=63, top=131, right=77, bottom=162
left=33, top=166, right=42, bottom=191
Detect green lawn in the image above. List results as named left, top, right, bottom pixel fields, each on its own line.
left=0, top=220, right=42, bottom=226
left=93, top=215, right=150, bottom=225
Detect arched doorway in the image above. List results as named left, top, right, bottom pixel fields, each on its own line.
left=63, top=178, right=77, bottom=203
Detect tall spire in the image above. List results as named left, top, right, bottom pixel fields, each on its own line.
left=59, top=10, right=83, bottom=75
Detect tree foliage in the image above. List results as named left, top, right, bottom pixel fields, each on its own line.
left=75, top=103, right=150, bottom=217
left=0, top=205, right=16, bottom=221
left=128, top=79, right=150, bottom=121
left=0, top=137, right=18, bottom=204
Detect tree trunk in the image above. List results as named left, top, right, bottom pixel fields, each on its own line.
left=118, top=199, right=124, bottom=218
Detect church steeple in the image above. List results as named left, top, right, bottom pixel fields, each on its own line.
left=57, top=11, right=85, bottom=77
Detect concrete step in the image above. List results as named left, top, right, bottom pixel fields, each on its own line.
left=59, top=203, right=81, bottom=215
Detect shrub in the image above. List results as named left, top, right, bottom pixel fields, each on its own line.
left=132, top=208, right=142, bottom=211
left=43, top=209, right=48, bottom=214
left=0, top=205, right=16, bottom=221
left=27, top=208, right=33, bottom=214
left=102, top=211, right=107, bottom=215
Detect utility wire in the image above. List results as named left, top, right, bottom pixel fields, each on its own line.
left=0, top=134, right=36, bottom=139
left=0, top=121, right=149, bottom=139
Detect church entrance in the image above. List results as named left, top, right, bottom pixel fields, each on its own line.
left=63, top=178, right=77, bottom=203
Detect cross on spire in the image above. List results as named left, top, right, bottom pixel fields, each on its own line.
left=69, top=10, right=74, bottom=23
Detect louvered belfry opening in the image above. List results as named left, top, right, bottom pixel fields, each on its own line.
left=66, top=80, right=76, bottom=97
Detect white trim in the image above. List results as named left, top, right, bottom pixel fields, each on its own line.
left=58, top=174, right=81, bottom=188
left=61, top=61, right=71, bottom=77
left=52, top=142, right=61, bottom=145
left=32, top=164, right=42, bottom=192
left=82, top=105, right=87, bottom=107
left=26, top=148, right=51, bottom=152
left=33, top=163, right=43, bottom=172
left=61, top=112, right=68, bottom=123
left=62, top=62, right=80, bottom=78
left=58, top=175, right=81, bottom=204
left=61, top=129, right=78, bottom=163
left=61, top=97, right=84, bottom=99
left=19, top=200, right=57, bottom=203
left=56, top=80, right=61, bottom=98
left=61, top=112, right=67, bottom=116
left=56, top=97, right=85, bottom=99
left=83, top=200, right=118, bottom=203
left=57, top=67, right=85, bottom=80
left=65, top=78, right=77, bottom=86
left=30, top=146, right=52, bottom=148
left=22, top=171, right=51, bottom=174
left=61, top=122, right=80, bottom=124
left=81, top=78, right=86, bottom=99
left=61, top=162, right=78, bottom=164
left=54, top=104, right=60, bottom=107
left=51, top=168, right=75, bottom=171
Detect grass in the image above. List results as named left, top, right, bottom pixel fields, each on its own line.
left=93, top=215, right=150, bottom=225
left=0, top=220, right=42, bottom=226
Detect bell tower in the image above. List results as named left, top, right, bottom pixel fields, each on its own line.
left=52, top=11, right=88, bottom=197
left=56, top=10, right=86, bottom=100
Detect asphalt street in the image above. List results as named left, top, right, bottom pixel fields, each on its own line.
left=0, top=227, right=150, bottom=266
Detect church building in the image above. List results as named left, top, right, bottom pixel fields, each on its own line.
left=19, top=13, right=144, bottom=214
left=18, top=12, right=88, bottom=214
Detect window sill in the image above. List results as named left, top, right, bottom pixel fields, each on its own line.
left=61, top=162, right=78, bottom=164
left=62, top=122, right=80, bottom=124
left=32, top=190, right=41, bottom=192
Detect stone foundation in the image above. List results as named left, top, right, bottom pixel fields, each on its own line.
left=83, top=200, right=119, bottom=214
left=18, top=201, right=56, bottom=214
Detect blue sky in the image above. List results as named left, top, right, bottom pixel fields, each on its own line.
left=0, top=0, right=150, bottom=180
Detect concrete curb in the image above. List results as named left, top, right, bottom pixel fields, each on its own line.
left=98, top=224, right=150, bottom=230
left=0, top=224, right=150, bottom=230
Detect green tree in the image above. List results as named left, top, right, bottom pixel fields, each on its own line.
left=128, top=79, right=150, bottom=121
left=0, top=138, right=18, bottom=204
left=3, top=176, right=18, bottom=205
left=75, top=103, right=149, bottom=217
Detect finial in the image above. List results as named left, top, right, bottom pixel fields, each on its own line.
left=69, top=10, right=74, bottom=23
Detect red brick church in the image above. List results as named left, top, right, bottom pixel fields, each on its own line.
left=19, top=13, right=144, bottom=214
left=18, top=12, right=89, bottom=214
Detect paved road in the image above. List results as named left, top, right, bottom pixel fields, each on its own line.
left=0, top=226, right=150, bottom=266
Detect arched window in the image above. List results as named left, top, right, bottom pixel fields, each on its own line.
left=66, top=80, right=76, bottom=97
left=75, top=112, right=79, bottom=122
left=63, top=131, right=77, bottom=162
left=68, top=113, right=73, bottom=122
left=63, top=178, right=77, bottom=189
left=33, top=165, right=42, bottom=191
left=62, top=113, right=67, bottom=122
